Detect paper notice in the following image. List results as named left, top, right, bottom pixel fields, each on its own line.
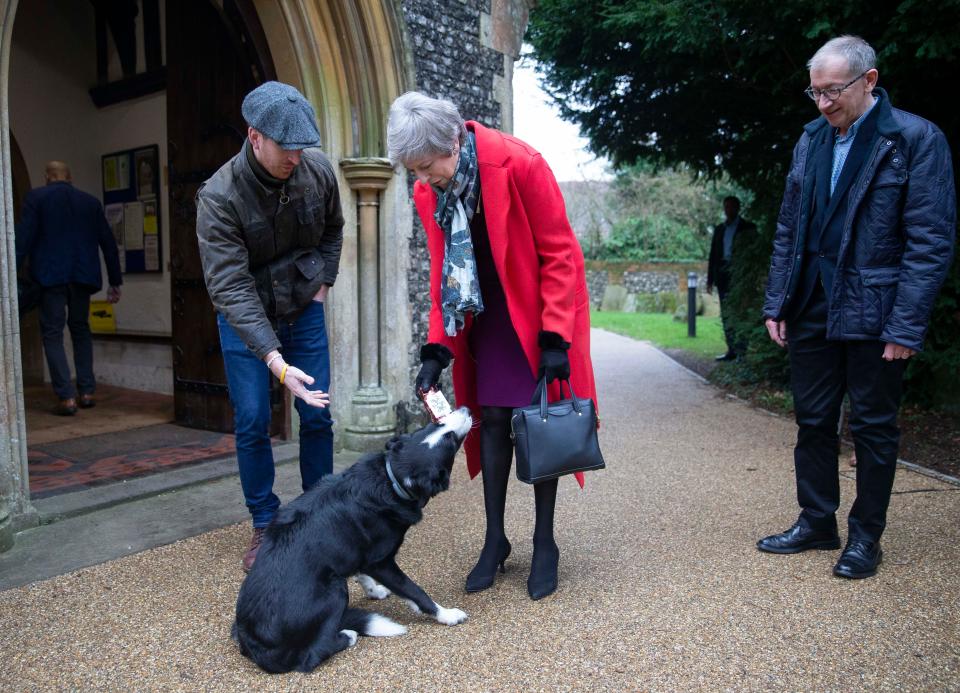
left=123, top=201, right=144, bottom=250
left=142, top=197, right=158, bottom=234
left=144, top=234, right=160, bottom=271
left=116, top=154, right=130, bottom=190
left=103, top=157, right=120, bottom=192
left=104, top=155, right=130, bottom=192
left=105, top=203, right=124, bottom=247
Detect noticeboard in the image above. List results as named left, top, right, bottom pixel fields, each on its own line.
left=101, top=144, right=162, bottom=274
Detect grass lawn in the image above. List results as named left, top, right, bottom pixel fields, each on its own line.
left=590, top=310, right=727, bottom=359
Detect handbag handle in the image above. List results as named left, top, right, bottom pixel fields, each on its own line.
left=531, top=377, right=583, bottom=420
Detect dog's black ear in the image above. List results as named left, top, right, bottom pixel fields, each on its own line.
left=384, top=435, right=404, bottom=453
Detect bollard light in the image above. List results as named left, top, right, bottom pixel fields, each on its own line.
left=687, top=272, right=698, bottom=338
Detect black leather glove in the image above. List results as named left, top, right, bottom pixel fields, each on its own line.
left=537, top=330, right=571, bottom=383
left=416, top=343, right=453, bottom=393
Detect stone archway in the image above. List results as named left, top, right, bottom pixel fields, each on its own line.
left=0, top=0, right=34, bottom=550
left=255, top=1, right=413, bottom=451
left=0, top=0, right=413, bottom=549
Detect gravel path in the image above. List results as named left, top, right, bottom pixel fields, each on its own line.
left=2, top=329, right=958, bottom=691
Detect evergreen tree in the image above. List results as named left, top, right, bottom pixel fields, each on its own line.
left=528, top=0, right=960, bottom=407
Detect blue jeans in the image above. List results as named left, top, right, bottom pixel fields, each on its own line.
left=39, top=283, right=94, bottom=399
left=218, top=301, right=334, bottom=527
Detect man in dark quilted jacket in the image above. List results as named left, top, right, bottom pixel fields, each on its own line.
left=757, top=35, right=955, bottom=579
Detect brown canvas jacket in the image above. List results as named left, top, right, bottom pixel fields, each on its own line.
left=196, top=144, right=344, bottom=359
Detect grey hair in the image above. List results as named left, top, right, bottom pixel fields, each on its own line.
left=387, top=92, right=467, bottom=165
left=807, top=35, right=877, bottom=76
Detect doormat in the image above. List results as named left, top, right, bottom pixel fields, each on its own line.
left=28, top=423, right=236, bottom=499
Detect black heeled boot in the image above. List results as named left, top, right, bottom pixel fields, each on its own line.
left=528, top=478, right=560, bottom=600
left=466, top=407, right=514, bottom=593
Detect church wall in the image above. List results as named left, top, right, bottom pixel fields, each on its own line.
left=393, top=0, right=511, bottom=427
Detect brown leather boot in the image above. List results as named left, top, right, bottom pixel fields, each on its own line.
left=242, top=527, right=266, bottom=572
left=53, top=398, right=78, bottom=416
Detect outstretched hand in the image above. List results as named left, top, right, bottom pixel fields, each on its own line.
left=280, top=366, right=330, bottom=408
left=266, top=354, right=330, bottom=408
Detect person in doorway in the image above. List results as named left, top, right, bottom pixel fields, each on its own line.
left=387, top=92, right=599, bottom=600
left=196, top=81, right=344, bottom=572
left=15, top=161, right=122, bottom=415
left=706, top=195, right=757, bottom=361
left=759, top=36, right=955, bottom=579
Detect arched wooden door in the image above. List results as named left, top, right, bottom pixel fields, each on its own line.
left=166, top=0, right=283, bottom=433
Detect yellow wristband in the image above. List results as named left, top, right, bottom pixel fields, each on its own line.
left=279, top=364, right=289, bottom=385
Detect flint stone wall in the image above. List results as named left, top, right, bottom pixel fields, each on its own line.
left=587, top=261, right=709, bottom=312
left=397, top=0, right=505, bottom=431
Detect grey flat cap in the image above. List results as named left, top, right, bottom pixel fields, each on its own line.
left=241, top=81, right=321, bottom=149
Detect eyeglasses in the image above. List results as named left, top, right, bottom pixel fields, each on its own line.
left=804, top=71, right=867, bottom=102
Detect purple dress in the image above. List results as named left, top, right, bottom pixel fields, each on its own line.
left=468, top=201, right=538, bottom=408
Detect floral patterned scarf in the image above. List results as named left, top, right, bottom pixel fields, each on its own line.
left=433, top=132, right=484, bottom=336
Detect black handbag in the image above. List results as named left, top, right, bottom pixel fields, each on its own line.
left=511, top=378, right=605, bottom=484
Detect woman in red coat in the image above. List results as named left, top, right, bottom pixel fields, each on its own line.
left=387, top=92, right=598, bottom=600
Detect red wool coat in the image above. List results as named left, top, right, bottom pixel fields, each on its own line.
left=412, top=121, right=598, bottom=487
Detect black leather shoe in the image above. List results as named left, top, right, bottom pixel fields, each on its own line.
left=833, top=539, right=882, bottom=579
left=715, top=351, right=736, bottom=362
left=757, top=522, right=840, bottom=554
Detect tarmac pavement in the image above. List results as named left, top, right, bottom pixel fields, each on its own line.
left=1, top=328, right=959, bottom=691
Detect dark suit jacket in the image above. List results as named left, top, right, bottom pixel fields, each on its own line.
left=707, top=216, right=757, bottom=294
left=16, top=181, right=122, bottom=292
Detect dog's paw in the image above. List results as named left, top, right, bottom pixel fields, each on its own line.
left=435, top=606, right=468, bottom=625
left=365, top=584, right=391, bottom=600
left=340, top=629, right=358, bottom=647
left=355, top=574, right=391, bottom=600
left=367, top=614, right=408, bottom=637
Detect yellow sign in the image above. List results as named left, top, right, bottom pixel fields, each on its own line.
left=89, top=300, right=116, bottom=333
left=143, top=213, right=158, bottom=234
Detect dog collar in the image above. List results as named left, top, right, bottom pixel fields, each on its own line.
left=385, top=458, right=416, bottom=502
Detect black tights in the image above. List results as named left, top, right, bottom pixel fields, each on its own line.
left=473, top=406, right=559, bottom=576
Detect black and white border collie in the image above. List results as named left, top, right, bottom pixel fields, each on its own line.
left=232, top=407, right=473, bottom=674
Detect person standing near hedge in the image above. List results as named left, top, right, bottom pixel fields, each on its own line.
left=706, top=195, right=757, bottom=361
left=759, top=36, right=955, bottom=579
left=387, top=92, right=598, bottom=600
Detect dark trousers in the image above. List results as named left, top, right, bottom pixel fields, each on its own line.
left=39, top=283, right=94, bottom=400
left=788, top=285, right=906, bottom=542
left=715, top=271, right=740, bottom=356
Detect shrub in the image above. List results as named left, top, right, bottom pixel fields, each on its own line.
left=635, top=292, right=661, bottom=313
left=902, top=256, right=960, bottom=412
left=598, top=214, right=709, bottom=263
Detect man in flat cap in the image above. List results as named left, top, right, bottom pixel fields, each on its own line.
left=196, top=81, right=344, bottom=571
